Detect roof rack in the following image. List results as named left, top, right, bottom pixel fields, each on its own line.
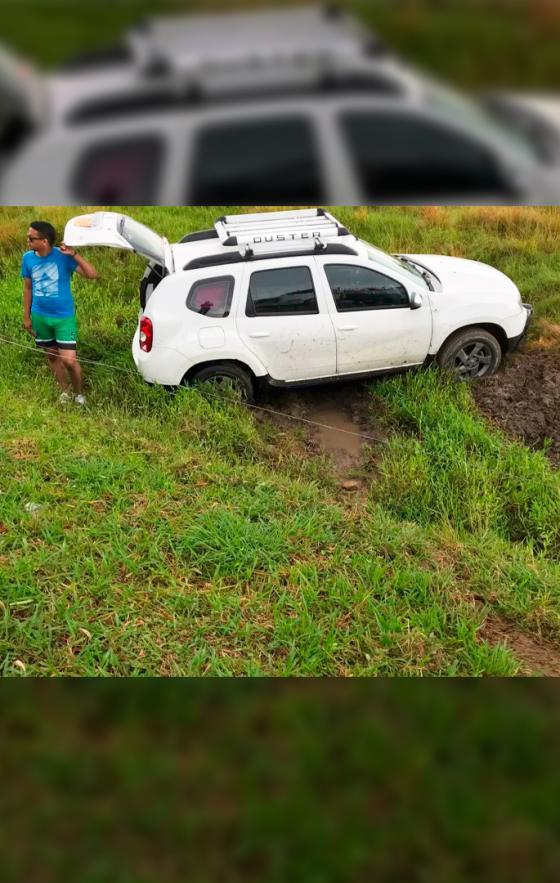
left=128, top=8, right=385, bottom=78
left=214, top=208, right=352, bottom=255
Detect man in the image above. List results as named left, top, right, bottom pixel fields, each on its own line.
left=22, top=220, right=98, bottom=405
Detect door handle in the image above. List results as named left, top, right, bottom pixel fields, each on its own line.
left=338, top=325, right=357, bottom=332
left=248, top=331, right=270, bottom=339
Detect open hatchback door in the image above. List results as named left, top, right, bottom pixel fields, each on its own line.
left=63, top=211, right=174, bottom=273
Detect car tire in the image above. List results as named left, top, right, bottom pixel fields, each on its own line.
left=436, top=328, right=502, bottom=380
left=190, top=363, right=255, bottom=403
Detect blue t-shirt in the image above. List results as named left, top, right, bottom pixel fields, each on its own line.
left=21, top=247, right=79, bottom=318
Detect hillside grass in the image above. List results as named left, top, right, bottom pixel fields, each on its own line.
left=1, top=205, right=560, bottom=676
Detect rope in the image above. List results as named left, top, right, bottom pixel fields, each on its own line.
left=0, top=332, right=387, bottom=445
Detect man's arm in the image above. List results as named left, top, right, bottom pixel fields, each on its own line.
left=22, top=278, right=34, bottom=335
left=60, top=243, right=99, bottom=279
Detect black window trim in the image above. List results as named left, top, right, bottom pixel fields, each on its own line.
left=186, top=274, right=235, bottom=318
left=246, top=264, right=319, bottom=318
left=183, top=243, right=358, bottom=272
left=323, top=262, right=411, bottom=313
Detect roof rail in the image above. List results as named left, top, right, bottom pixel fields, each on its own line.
left=214, top=208, right=351, bottom=255
left=183, top=241, right=358, bottom=272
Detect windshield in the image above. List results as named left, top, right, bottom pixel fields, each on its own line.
left=425, top=81, right=542, bottom=165
left=363, top=241, right=429, bottom=290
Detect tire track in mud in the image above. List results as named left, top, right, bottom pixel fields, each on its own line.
left=257, top=380, right=385, bottom=491
left=473, top=347, right=560, bottom=465
left=479, top=615, right=560, bottom=677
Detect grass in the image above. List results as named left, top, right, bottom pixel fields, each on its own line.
left=3, top=681, right=560, bottom=882
left=1, top=205, right=560, bottom=676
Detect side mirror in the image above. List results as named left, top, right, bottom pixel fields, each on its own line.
left=410, top=292, right=423, bottom=310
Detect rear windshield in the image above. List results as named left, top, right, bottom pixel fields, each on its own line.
left=119, top=215, right=165, bottom=265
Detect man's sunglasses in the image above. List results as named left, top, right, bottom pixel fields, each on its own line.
left=27, top=235, right=45, bottom=242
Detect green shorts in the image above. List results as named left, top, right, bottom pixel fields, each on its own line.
left=31, top=313, right=77, bottom=350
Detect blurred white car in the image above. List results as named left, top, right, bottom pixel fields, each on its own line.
left=63, top=208, right=532, bottom=401
left=485, top=92, right=560, bottom=165
left=3, top=6, right=560, bottom=205
left=0, top=45, right=47, bottom=154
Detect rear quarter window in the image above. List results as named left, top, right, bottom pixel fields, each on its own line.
left=71, top=136, right=163, bottom=205
left=186, top=276, right=234, bottom=318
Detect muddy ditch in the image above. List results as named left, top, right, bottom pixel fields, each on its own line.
left=257, top=345, right=560, bottom=474
left=257, top=380, right=387, bottom=490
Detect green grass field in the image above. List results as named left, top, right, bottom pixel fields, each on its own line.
left=1, top=206, right=560, bottom=676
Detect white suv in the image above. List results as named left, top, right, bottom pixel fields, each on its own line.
left=64, top=209, right=532, bottom=402
left=4, top=7, right=560, bottom=205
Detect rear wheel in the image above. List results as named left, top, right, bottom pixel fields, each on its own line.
left=437, top=328, right=502, bottom=380
left=190, top=363, right=255, bottom=403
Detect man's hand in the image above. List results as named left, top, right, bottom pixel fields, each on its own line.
left=23, top=317, right=35, bottom=337
left=60, top=243, right=99, bottom=279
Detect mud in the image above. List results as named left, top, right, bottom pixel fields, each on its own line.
left=258, top=380, right=386, bottom=480
left=479, top=615, right=560, bottom=677
left=256, top=343, right=560, bottom=477
left=472, top=349, right=560, bottom=465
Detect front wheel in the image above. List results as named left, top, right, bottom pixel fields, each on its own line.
left=436, top=328, right=502, bottom=380
left=190, top=363, right=255, bottom=403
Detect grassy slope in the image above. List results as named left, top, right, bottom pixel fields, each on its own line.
left=1, top=205, right=560, bottom=676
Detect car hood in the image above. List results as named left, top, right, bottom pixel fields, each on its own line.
left=402, top=254, right=521, bottom=302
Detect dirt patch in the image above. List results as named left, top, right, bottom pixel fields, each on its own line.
left=258, top=380, right=386, bottom=480
left=479, top=614, right=560, bottom=677
left=472, top=348, right=560, bottom=464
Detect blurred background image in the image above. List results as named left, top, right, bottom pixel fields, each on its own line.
left=1, top=0, right=560, bottom=205
left=3, top=680, right=560, bottom=882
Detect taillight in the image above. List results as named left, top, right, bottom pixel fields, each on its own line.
left=139, top=316, right=153, bottom=352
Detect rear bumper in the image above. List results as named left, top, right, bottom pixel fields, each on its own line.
left=131, top=332, right=188, bottom=385
left=507, top=304, right=533, bottom=352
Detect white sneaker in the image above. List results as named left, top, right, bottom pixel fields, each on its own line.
left=74, top=394, right=86, bottom=406
left=59, top=391, right=72, bottom=404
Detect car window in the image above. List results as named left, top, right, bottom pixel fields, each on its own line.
left=324, top=264, right=409, bottom=311
left=71, top=137, right=162, bottom=205
left=340, top=112, right=514, bottom=200
left=187, top=276, right=234, bottom=318
left=247, top=266, right=318, bottom=317
left=190, top=118, right=323, bottom=204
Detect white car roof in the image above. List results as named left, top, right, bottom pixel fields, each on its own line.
left=42, top=6, right=425, bottom=127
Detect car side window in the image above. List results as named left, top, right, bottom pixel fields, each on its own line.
left=72, top=136, right=162, bottom=205
left=324, top=264, right=409, bottom=311
left=340, top=112, right=513, bottom=200
left=189, top=118, right=323, bottom=204
left=247, top=266, right=319, bottom=317
left=187, top=276, right=234, bottom=318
